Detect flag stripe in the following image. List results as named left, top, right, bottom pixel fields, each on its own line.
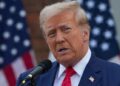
left=4, top=65, right=16, bottom=86
left=22, top=51, right=35, bottom=69
left=30, top=50, right=37, bottom=65
left=12, top=57, right=27, bottom=79
left=0, top=71, right=9, bottom=86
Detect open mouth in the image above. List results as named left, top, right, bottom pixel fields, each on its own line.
left=57, top=48, right=68, bottom=52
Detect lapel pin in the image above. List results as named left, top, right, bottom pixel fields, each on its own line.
left=89, top=76, right=95, bottom=82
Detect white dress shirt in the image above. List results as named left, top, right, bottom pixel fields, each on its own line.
left=54, top=48, right=91, bottom=86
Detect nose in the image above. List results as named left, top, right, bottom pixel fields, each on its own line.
left=55, top=31, right=65, bottom=44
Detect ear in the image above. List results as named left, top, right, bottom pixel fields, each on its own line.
left=82, top=25, right=90, bottom=42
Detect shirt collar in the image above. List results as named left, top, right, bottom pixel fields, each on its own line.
left=57, top=48, right=91, bottom=78
left=73, top=48, right=91, bottom=76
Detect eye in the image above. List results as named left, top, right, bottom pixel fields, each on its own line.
left=62, top=26, right=72, bottom=33
left=47, top=30, right=56, bottom=38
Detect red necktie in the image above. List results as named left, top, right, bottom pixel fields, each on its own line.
left=62, top=67, right=76, bottom=86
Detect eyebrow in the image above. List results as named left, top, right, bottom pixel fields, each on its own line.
left=47, top=23, right=71, bottom=31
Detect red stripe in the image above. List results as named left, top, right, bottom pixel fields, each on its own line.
left=22, top=51, right=34, bottom=69
left=4, top=65, right=16, bottom=86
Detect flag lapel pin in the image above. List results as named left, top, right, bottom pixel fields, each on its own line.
left=89, top=76, right=95, bottom=83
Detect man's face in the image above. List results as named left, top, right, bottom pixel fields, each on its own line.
left=43, top=10, right=89, bottom=67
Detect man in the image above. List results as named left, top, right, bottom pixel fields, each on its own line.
left=17, top=1, right=120, bottom=86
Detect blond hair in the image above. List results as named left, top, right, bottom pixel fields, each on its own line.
left=40, top=1, right=89, bottom=30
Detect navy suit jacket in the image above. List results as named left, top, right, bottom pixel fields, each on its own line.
left=16, top=54, right=120, bottom=86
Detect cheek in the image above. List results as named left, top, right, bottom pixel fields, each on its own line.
left=68, top=34, right=84, bottom=51
left=47, top=40, right=55, bottom=51
left=68, top=29, right=84, bottom=44
left=73, top=38, right=83, bottom=50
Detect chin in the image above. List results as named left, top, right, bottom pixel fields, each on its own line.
left=58, top=56, right=75, bottom=66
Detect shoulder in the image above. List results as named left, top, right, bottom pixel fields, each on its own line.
left=90, top=53, right=120, bottom=71
left=98, top=59, right=120, bottom=85
left=89, top=53, right=120, bottom=77
left=94, top=57, right=120, bottom=78
left=97, top=57, right=120, bottom=70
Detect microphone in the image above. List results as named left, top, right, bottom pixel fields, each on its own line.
left=21, top=59, right=52, bottom=85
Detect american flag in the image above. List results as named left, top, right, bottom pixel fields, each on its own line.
left=0, top=0, right=36, bottom=86
left=75, top=0, right=120, bottom=60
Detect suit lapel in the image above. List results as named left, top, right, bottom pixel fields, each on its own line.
left=79, top=53, right=102, bottom=86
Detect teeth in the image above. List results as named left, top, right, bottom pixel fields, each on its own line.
left=59, top=48, right=67, bottom=52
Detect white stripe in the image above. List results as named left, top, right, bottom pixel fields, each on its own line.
left=30, top=50, right=37, bottom=65
left=11, top=57, right=27, bottom=79
left=0, top=70, right=9, bottom=86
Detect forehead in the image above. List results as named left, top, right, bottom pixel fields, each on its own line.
left=44, top=10, right=77, bottom=29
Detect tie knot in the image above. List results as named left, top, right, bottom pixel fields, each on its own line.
left=65, top=67, right=76, bottom=77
